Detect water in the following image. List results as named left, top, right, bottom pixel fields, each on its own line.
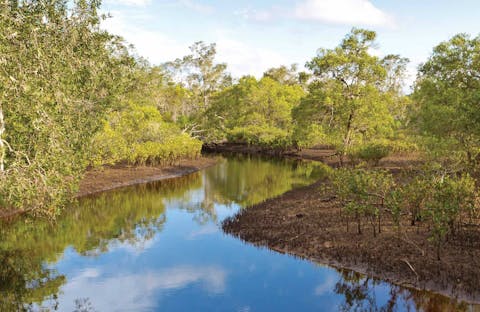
left=0, top=155, right=475, bottom=311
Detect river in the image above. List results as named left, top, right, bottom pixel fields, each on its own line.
left=0, top=154, right=475, bottom=311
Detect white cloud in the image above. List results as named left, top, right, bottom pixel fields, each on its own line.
left=102, top=10, right=190, bottom=63
left=295, top=0, right=394, bottom=27
left=187, top=224, right=219, bottom=239
left=178, top=0, right=214, bottom=14
left=235, top=8, right=275, bottom=22
left=216, top=37, right=289, bottom=78
left=107, top=0, right=152, bottom=7
left=314, top=275, right=336, bottom=296
left=107, top=0, right=213, bottom=13
left=102, top=11, right=289, bottom=78
left=58, top=265, right=227, bottom=311
left=405, top=64, right=417, bottom=92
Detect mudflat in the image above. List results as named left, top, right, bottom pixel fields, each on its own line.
left=78, top=157, right=218, bottom=197
left=223, top=158, right=480, bottom=304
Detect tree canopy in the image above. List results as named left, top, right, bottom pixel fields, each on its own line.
left=414, top=33, right=480, bottom=170
left=205, top=76, right=305, bottom=148
left=293, top=29, right=408, bottom=157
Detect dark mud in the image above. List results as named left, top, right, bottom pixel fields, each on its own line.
left=78, top=157, right=218, bottom=197
left=223, top=178, right=480, bottom=304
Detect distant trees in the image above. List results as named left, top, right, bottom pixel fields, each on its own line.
left=161, top=29, right=411, bottom=158
left=1, top=0, right=479, bottom=241
left=161, top=41, right=232, bottom=137
left=165, top=42, right=232, bottom=112
left=263, top=64, right=310, bottom=87
left=90, top=62, right=203, bottom=167
left=205, top=76, right=305, bottom=149
left=413, top=34, right=480, bottom=171
left=293, top=29, right=409, bottom=161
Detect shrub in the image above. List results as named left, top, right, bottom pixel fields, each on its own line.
left=349, top=143, right=392, bottom=166
left=331, top=168, right=395, bottom=236
left=227, top=125, right=293, bottom=150
left=424, top=174, right=477, bottom=259
left=91, top=104, right=202, bottom=167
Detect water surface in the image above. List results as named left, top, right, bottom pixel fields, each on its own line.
left=0, top=155, right=475, bottom=311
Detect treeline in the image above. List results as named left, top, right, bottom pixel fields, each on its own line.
left=161, top=30, right=413, bottom=159
left=156, top=29, right=480, bottom=261
left=1, top=0, right=479, bottom=223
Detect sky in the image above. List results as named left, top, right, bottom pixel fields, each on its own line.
left=101, top=0, right=480, bottom=90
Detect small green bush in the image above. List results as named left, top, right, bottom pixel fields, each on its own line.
left=350, top=143, right=392, bottom=166
left=330, top=168, right=395, bottom=236
left=424, top=174, right=477, bottom=259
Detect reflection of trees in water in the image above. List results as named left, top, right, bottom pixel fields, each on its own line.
left=0, top=250, right=64, bottom=311
left=170, top=155, right=326, bottom=225
left=0, top=173, right=200, bottom=310
left=159, top=172, right=218, bottom=225
left=334, top=269, right=473, bottom=312
left=74, top=298, right=97, bottom=312
left=203, top=154, right=326, bottom=208
left=0, top=156, right=330, bottom=310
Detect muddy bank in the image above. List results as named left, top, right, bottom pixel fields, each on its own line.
left=203, top=142, right=423, bottom=169
left=202, top=142, right=288, bottom=156
left=77, top=157, right=218, bottom=197
left=223, top=178, right=480, bottom=304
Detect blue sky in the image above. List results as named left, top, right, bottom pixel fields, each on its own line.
left=101, top=0, right=480, bottom=88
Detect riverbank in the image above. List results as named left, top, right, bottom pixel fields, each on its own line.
left=77, top=157, right=218, bottom=197
left=223, top=176, right=480, bottom=304
left=203, top=142, right=423, bottom=169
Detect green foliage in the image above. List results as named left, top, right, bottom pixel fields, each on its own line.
left=0, top=2, right=203, bottom=218
left=0, top=0, right=136, bottom=217
left=413, top=33, right=480, bottom=171
left=349, top=143, right=392, bottom=166
left=205, top=76, right=305, bottom=147
left=293, top=28, right=408, bottom=157
left=423, top=174, right=477, bottom=259
left=164, top=41, right=232, bottom=113
left=331, top=166, right=479, bottom=259
left=227, top=126, right=292, bottom=150
left=381, top=136, right=419, bottom=154
left=292, top=124, right=329, bottom=149
left=92, top=104, right=202, bottom=166
left=263, top=64, right=308, bottom=87
left=396, top=176, right=429, bottom=227
left=331, top=168, right=395, bottom=235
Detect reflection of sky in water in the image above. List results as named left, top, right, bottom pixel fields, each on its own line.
left=38, top=157, right=474, bottom=311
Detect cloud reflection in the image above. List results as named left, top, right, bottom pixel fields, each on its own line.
left=59, top=265, right=227, bottom=311
left=187, top=224, right=219, bottom=240
left=314, top=275, right=336, bottom=296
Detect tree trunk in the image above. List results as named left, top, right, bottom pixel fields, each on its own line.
left=342, top=110, right=355, bottom=164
